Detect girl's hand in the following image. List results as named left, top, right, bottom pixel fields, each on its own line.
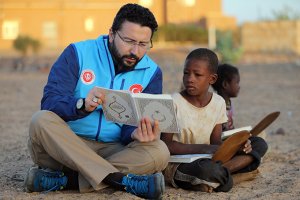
left=241, top=139, right=252, bottom=154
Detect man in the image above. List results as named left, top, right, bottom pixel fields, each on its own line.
left=24, top=3, right=170, bottom=199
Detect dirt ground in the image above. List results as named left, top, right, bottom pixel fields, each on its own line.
left=0, top=48, right=299, bottom=200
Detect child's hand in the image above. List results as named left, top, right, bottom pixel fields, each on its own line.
left=241, top=139, right=252, bottom=154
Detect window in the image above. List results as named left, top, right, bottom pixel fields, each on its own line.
left=42, top=21, right=57, bottom=39
left=42, top=21, right=58, bottom=48
left=180, top=0, right=196, bottom=7
left=139, top=0, right=153, bottom=7
left=2, top=20, right=19, bottom=40
left=84, top=18, right=94, bottom=32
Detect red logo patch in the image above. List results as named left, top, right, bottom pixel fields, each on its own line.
left=81, top=70, right=95, bottom=85
left=129, top=84, right=143, bottom=93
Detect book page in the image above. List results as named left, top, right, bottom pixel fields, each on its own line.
left=98, top=87, right=138, bottom=126
left=169, top=154, right=212, bottom=163
left=221, top=126, right=252, bottom=140
left=132, top=93, right=180, bottom=133
left=97, top=87, right=180, bottom=132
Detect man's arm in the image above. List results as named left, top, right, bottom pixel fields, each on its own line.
left=120, top=67, right=163, bottom=145
left=141, top=67, right=163, bottom=94
left=41, top=44, right=90, bottom=121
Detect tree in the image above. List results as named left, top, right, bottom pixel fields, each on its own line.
left=216, top=30, right=243, bottom=63
left=13, top=35, right=41, bottom=56
left=12, top=35, right=41, bottom=71
left=271, top=6, right=300, bottom=20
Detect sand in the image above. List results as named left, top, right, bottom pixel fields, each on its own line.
left=0, top=48, right=299, bottom=199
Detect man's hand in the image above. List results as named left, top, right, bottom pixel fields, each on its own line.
left=241, top=139, right=252, bottom=154
left=85, top=87, right=105, bottom=112
left=131, top=117, right=161, bottom=142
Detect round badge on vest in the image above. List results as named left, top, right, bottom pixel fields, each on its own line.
left=80, top=69, right=95, bottom=85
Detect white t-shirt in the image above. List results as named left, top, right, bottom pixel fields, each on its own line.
left=172, top=92, right=228, bottom=144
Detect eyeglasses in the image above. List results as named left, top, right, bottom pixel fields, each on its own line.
left=115, top=31, right=153, bottom=50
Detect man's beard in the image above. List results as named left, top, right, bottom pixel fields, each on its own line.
left=110, top=40, right=140, bottom=72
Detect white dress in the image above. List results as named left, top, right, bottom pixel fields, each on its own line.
left=172, top=92, right=228, bottom=144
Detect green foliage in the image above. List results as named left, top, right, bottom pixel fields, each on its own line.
left=153, top=24, right=208, bottom=44
left=216, top=30, right=243, bottom=63
left=258, top=6, right=300, bottom=21
left=13, top=35, right=41, bottom=56
left=271, top=6, right=300, bottom=20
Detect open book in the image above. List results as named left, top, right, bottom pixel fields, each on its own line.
left=221, top=126, right=252, bottom=140
left=169, top=154, right=212, bottom=163
left=97, top=87, right=180, bottom=133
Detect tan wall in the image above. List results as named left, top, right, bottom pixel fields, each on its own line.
left=166, top=0, right=220, bottom=24
left=0, top=0, right=236, bottom=53
left=204, top=14, right=236, bottom=30
left=165, top=0, right=235, bottom=30
left=0, top=0, right=127, bottom=52
left=242, top=20, right=300, bottom=55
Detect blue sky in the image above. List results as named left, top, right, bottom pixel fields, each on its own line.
left=222, top=0, right=300, bottom=24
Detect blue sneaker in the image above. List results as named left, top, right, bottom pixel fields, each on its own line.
left=24, top=167, right=68, bottom=192
left=122, top=172, right=165, bottom=199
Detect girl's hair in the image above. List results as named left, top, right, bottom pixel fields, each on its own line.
left=111, top=3, right=158, bottom=36
left=185, top=48, right=219, bottom=73
left=212, top=63, right=239, bottom=92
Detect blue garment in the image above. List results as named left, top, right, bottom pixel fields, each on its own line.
left=41, top=35, right=163, bottom=145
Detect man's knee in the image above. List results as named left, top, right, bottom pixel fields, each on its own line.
left=153, top=140, right=170, bottom=171
left=158, top=140, right=170, bottom=166
left=29, top=110, right=60, bottom=138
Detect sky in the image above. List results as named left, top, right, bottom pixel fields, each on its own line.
left=222, top=0, right=300, bottom=24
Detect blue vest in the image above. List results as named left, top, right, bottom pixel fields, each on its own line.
left=67, top=35, right=159, bottom=142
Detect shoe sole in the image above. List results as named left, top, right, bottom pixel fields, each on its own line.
left=212, top=130, right=250, bottom=163
left=24, top=166, right=39, bottom=193
left=151, top=172, right=165, bottom=200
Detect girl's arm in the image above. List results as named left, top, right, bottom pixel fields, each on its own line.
left=210, top=123, right=223, bottom=145
left=211, top=124, right=252, bottom=153
left=161, top=133, right=218, bottom=155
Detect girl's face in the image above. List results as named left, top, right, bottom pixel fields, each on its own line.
left=225, top=73, right=240, bottom=98
left=182, top=59, right=217, bottom=96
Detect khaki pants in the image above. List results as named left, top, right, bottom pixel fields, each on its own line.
left=28, top=110, right=170, bottom=193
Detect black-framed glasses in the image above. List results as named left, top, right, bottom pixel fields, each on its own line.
left=115, top=31, right=153, bottom=50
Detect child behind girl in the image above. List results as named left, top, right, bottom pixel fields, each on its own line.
left=161, top=49, right=268, bottom=193
left=212, top=62, right=269, bottom=169
left=211, top=63, right=240, bottom=131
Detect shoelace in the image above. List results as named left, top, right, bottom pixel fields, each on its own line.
left=123, top=174, right=148, bottom=195
left=40, top=172, right=67, bottom=193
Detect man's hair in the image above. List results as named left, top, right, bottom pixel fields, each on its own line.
left=185, top=48, right=219, bottom=73
left=111, top=3, right=158, bottom=36
left=212, top=63, right=239, bottom=92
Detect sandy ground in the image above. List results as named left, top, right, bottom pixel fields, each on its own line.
left=0, top=48, right=299, bottom=200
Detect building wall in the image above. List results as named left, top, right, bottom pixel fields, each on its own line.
left=167, top=0, right=220, bottom=24
left=0, top=0, right=127, bottom=52
left=0, top=0, right=236, bottom=53
left=242, top=20, right=300, bottom=55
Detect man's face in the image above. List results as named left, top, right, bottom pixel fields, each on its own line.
left=109, top=21, right=152, bottom=71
